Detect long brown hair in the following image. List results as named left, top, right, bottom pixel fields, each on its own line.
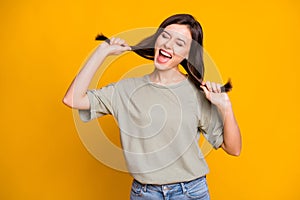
left=96, top=14, right=232, bottom=92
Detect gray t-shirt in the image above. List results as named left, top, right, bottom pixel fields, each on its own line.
left=79, top=74, right=224, bottom=184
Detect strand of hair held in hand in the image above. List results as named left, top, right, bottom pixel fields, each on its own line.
left=95, top=34, right=139, bottom=51
left=95, top=33, right=232, bottom=93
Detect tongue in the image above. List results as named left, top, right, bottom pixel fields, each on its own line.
left=157, top=54, right=171, bottom=63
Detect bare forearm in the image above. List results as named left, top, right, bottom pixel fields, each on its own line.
left=63, top=45, right=109, bottom=109
left=220, top=101, right=242, bottom=156
left=63, top=38, right=131, bottom=109
left=200, top=81, right=242, bottom=156
left=73, top=46, right=109, bottom=96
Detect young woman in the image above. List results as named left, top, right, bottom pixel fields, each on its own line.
left=63, top=14, right=241, bottom=200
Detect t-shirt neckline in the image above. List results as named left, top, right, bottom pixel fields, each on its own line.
left=144, top=74, right=189, bottom=89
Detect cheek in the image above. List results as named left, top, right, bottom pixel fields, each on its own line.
left=174, top=48, right=189, bottom=59
left=154, top=36, right=165, bottom=48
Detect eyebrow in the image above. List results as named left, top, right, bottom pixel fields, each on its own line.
left=163, top=30, right=187, bottom=44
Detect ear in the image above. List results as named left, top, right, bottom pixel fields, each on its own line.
left=185, top=52, right=190, bottom=60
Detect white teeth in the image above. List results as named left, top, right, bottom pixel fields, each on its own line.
left=160, top=50, right=172, bottom=58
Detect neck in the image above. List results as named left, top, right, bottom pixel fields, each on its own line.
left=149, top=67, right=187, bottom=85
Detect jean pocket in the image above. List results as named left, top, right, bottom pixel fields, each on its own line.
left=130, top=180, right=143, bottom=197
left=184, top=177, right=209, bottom=199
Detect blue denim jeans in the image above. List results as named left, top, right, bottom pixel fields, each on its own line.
left=130, top=176, right=210, bottom=200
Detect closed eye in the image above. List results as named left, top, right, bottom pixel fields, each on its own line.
left=176, top=41, right=185, bottom=47
left=161, top=31, right=171, bottom=39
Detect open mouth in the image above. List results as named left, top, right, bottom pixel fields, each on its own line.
left=159, top=49, right=172, bottom=58
left=157, top=49, right=172, bottom=64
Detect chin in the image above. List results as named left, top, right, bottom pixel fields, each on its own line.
left=154, top=62, right=172, bottom=71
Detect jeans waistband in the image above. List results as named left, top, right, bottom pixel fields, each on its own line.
left=133, top=175, right=206, bottom=193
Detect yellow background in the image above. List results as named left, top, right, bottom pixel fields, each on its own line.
left=1, top=0, right=300, bottom=199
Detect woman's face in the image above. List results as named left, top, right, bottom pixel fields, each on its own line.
left=154, top=24, right=192, bottom=71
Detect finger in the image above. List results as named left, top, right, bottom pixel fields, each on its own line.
left=118, top=39, right=125, bottom=45
left=200, top=85, right=208, bottom=94
left=216, top=83, right=222, bottom=93
left=114, top=38, right=129, bottom=48
left=110, top=37, right=115, bottom=45
left=205, top=81, right=212, bottom=92
left=119, top=40, right=129, bottom=48
left=122, top=45, right=132, bottom=51
left=127, top=45, right=132, bottom=51
left=123, top=43, right=130, bottom=47
left=211, top=82, right=217, bottom=93
left=200, top=85, right=211, bottom=100
left=114, top=38, right=121, bottom=44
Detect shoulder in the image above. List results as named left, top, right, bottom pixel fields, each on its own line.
left=186, top=78, right=205, bottom=99
left=114, top=75, right=148, bottom=90
left=186, top=79, right=211, bottom=108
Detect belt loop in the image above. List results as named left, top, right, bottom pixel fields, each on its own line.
left=143, top=184, right=147, bottom=192
left=180, top=183, right=187, bottom=194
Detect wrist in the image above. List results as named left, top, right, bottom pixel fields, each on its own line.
left=217, top=99, right=232, bottom=116
left=96, top=43, right=111, bottom=56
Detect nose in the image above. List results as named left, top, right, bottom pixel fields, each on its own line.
left=164, top=39, right=174, bottom=50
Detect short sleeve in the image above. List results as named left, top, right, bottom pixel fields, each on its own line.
left=78, top=83, right=115, bottom=122
left=198, top=93, right=224, bottom=149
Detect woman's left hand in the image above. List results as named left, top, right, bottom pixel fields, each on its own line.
left=200, top=81, right=231, bottom=111
left=201, top=81, right=241, bottom=156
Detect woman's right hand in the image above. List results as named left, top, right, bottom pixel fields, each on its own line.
left=99, top=37, right=131, bottom=56
left=63, top=37, right=131, bottom=109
